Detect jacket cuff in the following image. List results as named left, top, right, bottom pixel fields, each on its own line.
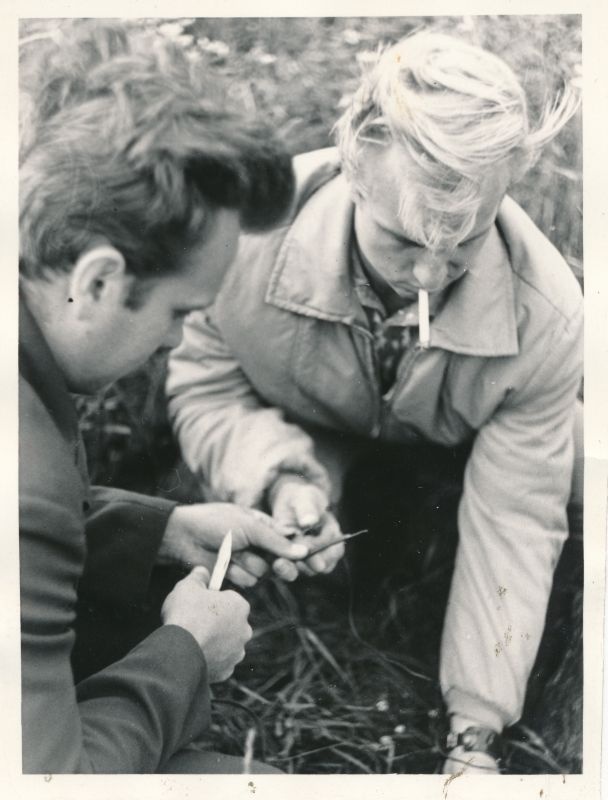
left=444, top=687, right=510, bottom=733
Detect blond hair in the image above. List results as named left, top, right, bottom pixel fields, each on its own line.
left=335, top=31, right=579, bottom=250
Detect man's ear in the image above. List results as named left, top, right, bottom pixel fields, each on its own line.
left=68, top=245, right=127, bottom=318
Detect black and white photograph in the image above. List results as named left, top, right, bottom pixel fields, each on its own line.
left=6, top=2, right=607, bottom=798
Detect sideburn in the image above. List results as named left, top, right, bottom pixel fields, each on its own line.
left=123, top=276, right=155, bottom=310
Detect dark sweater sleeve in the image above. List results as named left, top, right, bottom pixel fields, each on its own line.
left=20, top=493, right=210, bottom=774
left=83, top=487, right=177, bottom=606
left=19, top=369, right=209, bottom=774
left=75, top=626, right=211, bottom=773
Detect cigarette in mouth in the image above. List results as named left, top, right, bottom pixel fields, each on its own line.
left=418, top=289, right=430, bottom=349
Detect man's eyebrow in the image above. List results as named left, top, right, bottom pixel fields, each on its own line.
left=459, top=225, right=494, bottom=245
left=174, top=303, right=206, bottom=314
left=377, top=219, right=422, bottom=246
left=376, top=218, right=494, bottom=248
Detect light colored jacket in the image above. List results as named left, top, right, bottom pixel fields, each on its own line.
left=167, top=148, right=583, bottom=729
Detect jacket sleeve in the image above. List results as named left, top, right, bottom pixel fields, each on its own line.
left=20, top=493, right=210, bottom=774
left=82, top=487, right=177, bottom=607
left=440, top=299, right=584, bottom=730
left=166, top=308, right=331, bottom=508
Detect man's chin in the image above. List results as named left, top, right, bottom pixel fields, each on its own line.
left=69, top=378, right=115, bottom=397
left=70, top=371, right=131, bottom=396
left=69, top=355, right=160, bottom=395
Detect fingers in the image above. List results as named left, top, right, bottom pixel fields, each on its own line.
left=301, top=515, right=345, bottom=574
left=291, top=485, right=328, bottom=529
left=226, top=563, right=258, bottom=588
left=305, top=551, right=328, bottom=574
left=248, top=507, right=291, bottom=533
left=243, top=511, right=309, bottom=560
left=216, top=641, right=249, bottom=682
left=271, top=479, right=329, bottom=530
left=189, top=565, right=211, bottom=585
left=271, top=557, right=300, bottom=582
left=272, top=515, right=345, bottom=578
left=234, top=551, right=269, bottom=578
left=226, top=552, right=271, bottom=588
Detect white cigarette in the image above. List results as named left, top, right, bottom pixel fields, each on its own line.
left=418, top=289, right=430, bottom=349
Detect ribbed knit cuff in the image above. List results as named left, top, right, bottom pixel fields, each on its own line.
left=444, top=687, right=510, bottom=733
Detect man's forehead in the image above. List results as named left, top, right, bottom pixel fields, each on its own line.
left=361, top=143, right=507, bottom=243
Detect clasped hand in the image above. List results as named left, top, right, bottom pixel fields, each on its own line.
left=268, top=475, right=346, bottom=579
left=158, top=477, right=346, bottom=587
left=158, top=502, right=309, bottom=587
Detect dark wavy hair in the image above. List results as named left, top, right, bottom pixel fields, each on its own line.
left=19, top=20, right=294, bottom=280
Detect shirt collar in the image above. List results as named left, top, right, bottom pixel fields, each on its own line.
left=19, top=291, right=81, bottom=445
left=267, top=171, right=519, bottom=357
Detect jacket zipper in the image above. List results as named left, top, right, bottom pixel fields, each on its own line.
left=351, top=321, right=423, bottom=439
left=379, top=337, right=425, bottom=432
left=351, top=325, right=382, bottom=437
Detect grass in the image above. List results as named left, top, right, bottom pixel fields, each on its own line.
left=193, top=542, right=582, bottom=774
left=22, top=15, right=583, bottom=774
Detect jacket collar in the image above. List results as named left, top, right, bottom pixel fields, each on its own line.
left=19, top=291, right=81, bottom=446
left=267, top=170, right=519, bottom=357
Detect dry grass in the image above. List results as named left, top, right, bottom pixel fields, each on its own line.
left=196, top=548, right=582, bottom=774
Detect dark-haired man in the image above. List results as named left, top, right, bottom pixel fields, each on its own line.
left=19, top=20, right=301, bottom=773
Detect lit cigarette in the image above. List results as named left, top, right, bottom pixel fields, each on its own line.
left=418, top=289, right=430, bottom=349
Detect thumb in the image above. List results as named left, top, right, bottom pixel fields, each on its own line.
left=247, top=522, right=309, bottom=561
left=293, top=486, right=328, bottom=529
left=189, top=565, right=211, bottom=586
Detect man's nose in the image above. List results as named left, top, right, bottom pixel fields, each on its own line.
left=412, top=256, right=449, bottom=292
left=164, top=324, right=185, bottom=351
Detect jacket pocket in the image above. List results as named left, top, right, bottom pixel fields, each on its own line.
left=288, top=316, right=378, bottom=435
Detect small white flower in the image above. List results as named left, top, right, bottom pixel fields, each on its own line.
left=394, top=724, right=406, bottom=734
left=157, top=22, right=185, bottom=40
left=197, top=38, right=230, bottom=58
left=379, top=735, right=393, bottom=747
left=250, top=47, right=277, bottom=65
left=375, top=699, right=389, bottom=712
left=343, top=28, right=363, bottom=46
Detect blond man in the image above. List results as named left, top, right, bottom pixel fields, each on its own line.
left=167, top=32, right=583, bottom=772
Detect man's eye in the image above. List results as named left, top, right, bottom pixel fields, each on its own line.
left=374, top=218, right=423, bottom=247
left=397, top=234, right=422, bottom=247
left=383, top=226, right=421, bottom=247
left=172, top=309, right=191, bottom=320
